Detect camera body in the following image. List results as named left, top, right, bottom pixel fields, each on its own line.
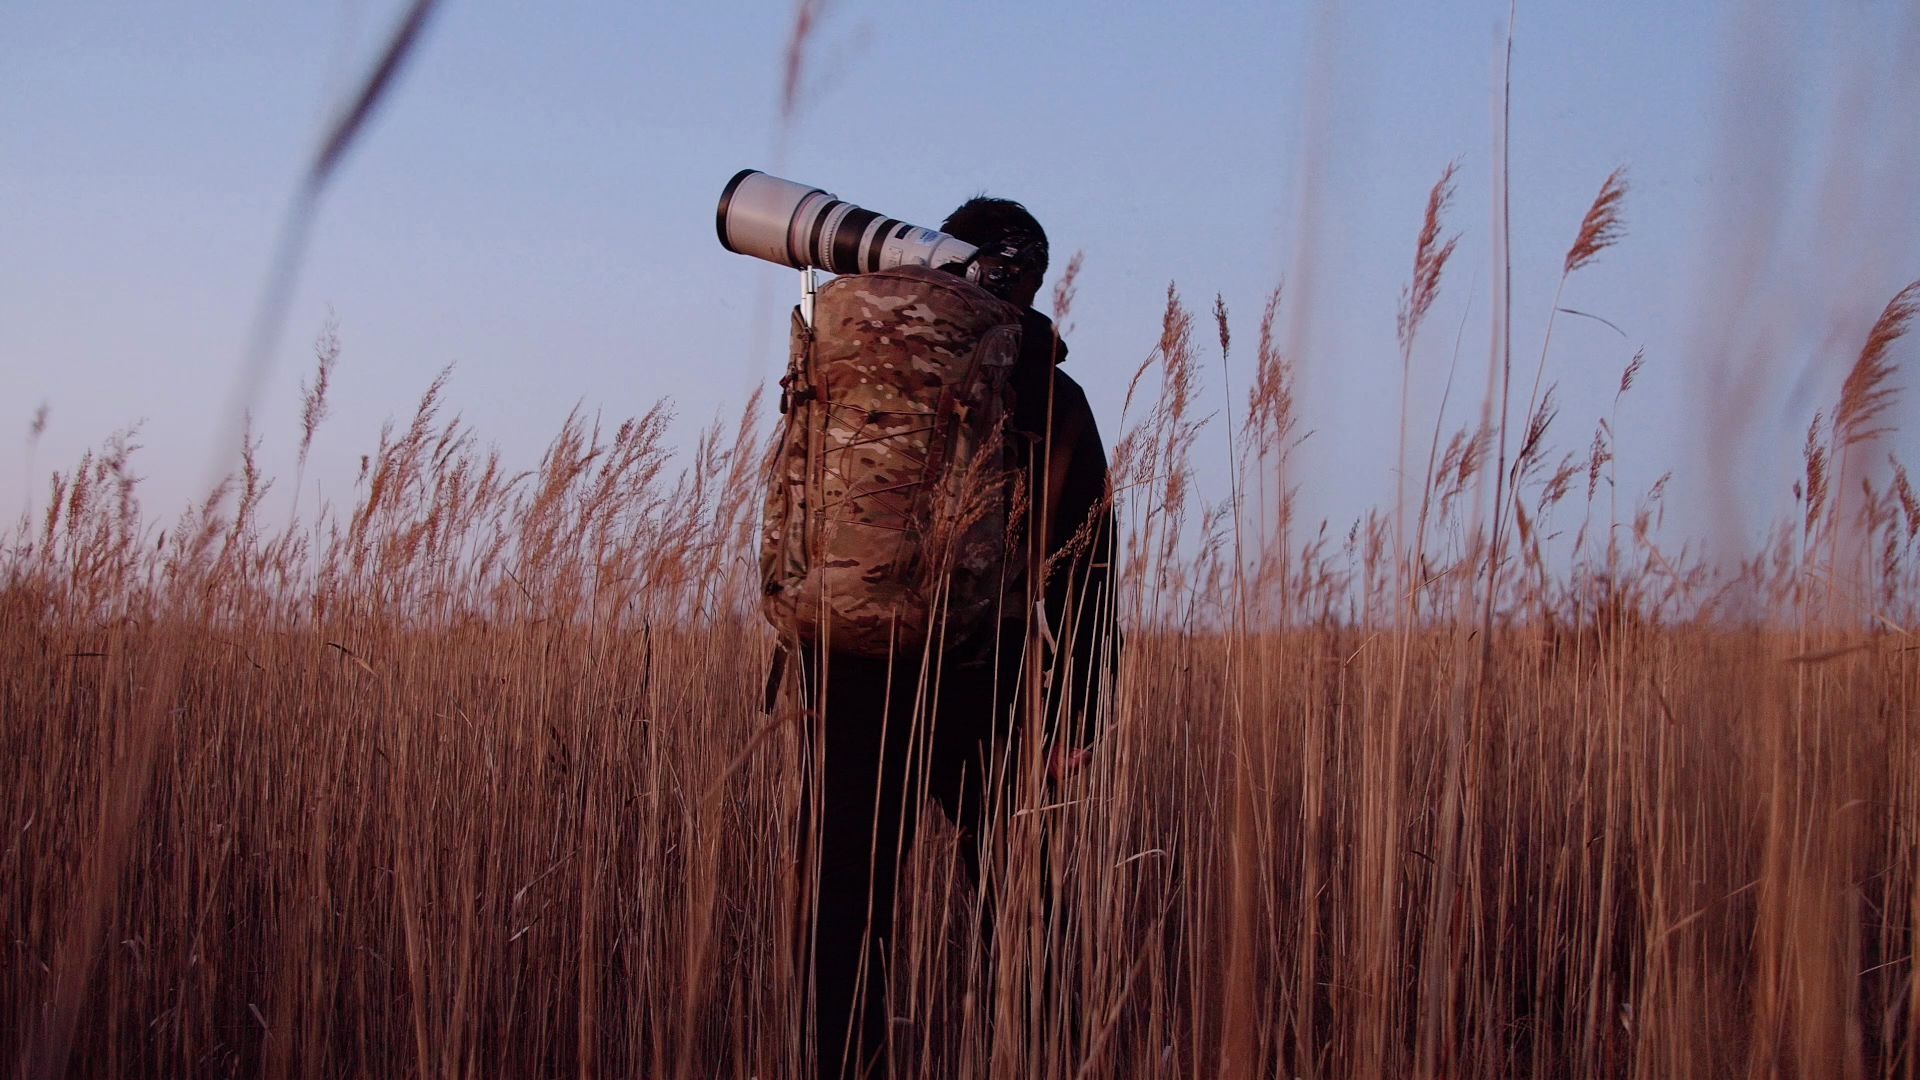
left=716, top=169, right=985, bottom=282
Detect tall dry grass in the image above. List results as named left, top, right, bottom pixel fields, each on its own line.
left=6, top=172, right=1920, bottom=1080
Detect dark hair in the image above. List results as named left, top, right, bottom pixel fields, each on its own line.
left=941, top=196, right=1049, bottom=278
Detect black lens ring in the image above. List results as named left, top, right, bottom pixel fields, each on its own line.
left=714, top=168, right=758, bottom=253
left=831, top=207, right=881, bottom=274
left=804, top=199, right=843, bottom=271
left=861, top=219, right=902, bottom=272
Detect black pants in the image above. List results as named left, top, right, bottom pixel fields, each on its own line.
left=799, top=647, right=1021, bottom=1080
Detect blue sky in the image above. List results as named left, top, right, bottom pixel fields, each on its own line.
left=4, top=2, right=1918, bottom=559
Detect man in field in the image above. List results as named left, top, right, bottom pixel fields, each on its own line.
left=802, top=196, right=1118, bottom=1079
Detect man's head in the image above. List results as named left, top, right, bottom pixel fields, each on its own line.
left=942, top=196, right=1048, bottom=309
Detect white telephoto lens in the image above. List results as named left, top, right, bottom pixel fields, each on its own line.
left=718, top=169, right=978, bottom=276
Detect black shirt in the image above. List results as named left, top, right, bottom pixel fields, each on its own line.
left=1000, top=309, right=1119, bottom=740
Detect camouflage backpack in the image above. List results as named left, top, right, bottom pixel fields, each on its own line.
left=761, top=265, right=1027, bottom=660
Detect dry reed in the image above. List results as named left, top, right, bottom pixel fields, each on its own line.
left=5, top=172, right=1920, bottom=1080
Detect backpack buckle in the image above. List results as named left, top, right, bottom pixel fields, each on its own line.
left=777, top=371, right=815, bottom=414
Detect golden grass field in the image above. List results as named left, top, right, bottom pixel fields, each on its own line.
left=6, top=163, right=1920, bottom=1079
